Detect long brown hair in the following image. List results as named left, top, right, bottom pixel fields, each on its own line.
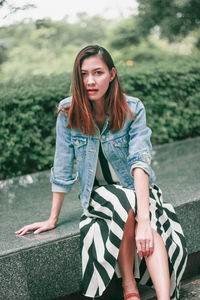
left=62, top=45, right=133, bottom=134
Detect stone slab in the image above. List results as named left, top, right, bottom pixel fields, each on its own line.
left=0, top=236, right=81, bottom=300
left=0, top=171, right=81, bottom=257
left=0, top=172, right=82, bottom=299
left=152, top=137, right=200, bottom=206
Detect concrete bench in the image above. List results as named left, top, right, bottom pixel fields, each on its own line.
left=0, top=137, right=200, bottom=300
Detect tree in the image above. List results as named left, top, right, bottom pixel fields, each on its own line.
left=109, top=17, right=140, bottom=49
left=0, top=0, right=36, bottom=18
left=0, top=0, right=6, bottom=6
left=0, top=43, right=7, bottom=64
left=136, top=0, right=200, bottom=41
left=73, top=12, right=107, bottom=44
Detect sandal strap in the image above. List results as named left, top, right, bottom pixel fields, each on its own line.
left=124, top=291, right=140, bottom=299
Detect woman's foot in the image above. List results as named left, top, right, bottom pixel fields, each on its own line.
left=122, top=279, right=140, bottom=300
left=123, top=290, right=140, bottom=300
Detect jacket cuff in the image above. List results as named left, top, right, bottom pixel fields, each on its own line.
left=50, top=168, right=78, bottom=193
left=130, top=161, right=151, bottom=177
left=128, top=149, right=151, bottom=166
left=51, top=183, right=68, bottom=193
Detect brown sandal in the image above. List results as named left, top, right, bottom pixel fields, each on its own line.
left=123, top=290, right=140, bottom=299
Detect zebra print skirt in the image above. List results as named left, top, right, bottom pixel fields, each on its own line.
left=79, top=184, right=188, bottom=299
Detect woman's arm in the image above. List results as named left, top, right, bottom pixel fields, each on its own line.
left=133, top=167, right=154, bottom=259
left=16, top=99, right=75, bottom=236
left=15, top=192, right=65, bottom=236
left=127, top=98, right=154, bottom=257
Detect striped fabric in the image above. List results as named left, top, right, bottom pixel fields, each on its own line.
left=79, top=147, right=188, bottom=299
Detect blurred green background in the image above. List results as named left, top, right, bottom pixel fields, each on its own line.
left=0, top=0, right=200, bottom=179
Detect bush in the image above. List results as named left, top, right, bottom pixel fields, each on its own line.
left=0, top=63, right=199, bottom=179
left=0, top=73, right=71, bottom=179
left=119, top=64, right=200, bottom=144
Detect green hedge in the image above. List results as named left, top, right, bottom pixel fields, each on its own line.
left=119, top=66, right=200, bottom=144
left=0, top=65, right=200, bottom=179
left=0, top=74, right=71, bottom=179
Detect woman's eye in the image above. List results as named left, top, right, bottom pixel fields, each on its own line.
left=95, top=70, right=103, bottom=75
left=81, top=72, right=86, bottom=76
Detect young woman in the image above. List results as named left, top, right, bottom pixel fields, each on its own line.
left=16, top=45, right=187, bottom=300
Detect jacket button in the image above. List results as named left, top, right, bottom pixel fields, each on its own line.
left=124, top=183, right=128, bottom=187
left=101, top=135, right=106, bottom=140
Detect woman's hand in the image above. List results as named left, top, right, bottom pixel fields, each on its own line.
left=15, top=193, right=65, bottom=236
left=15, top=218, right=57, bottom=236
left=135, top=219, right=154, bottom=259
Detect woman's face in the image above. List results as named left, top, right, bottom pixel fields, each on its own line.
left=81, top=55, right=116, bottom=103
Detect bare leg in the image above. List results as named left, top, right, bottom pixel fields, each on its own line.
left=118, top=210, right=140, bottom=300
left=145, top=229, right=170, bottom=300
left=119, top=212, right=170, bottom=300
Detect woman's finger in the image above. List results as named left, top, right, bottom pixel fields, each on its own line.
left=149, top=239, right=154, bottom=255
left=136, top=240, right=143, bottom=259
left=16, top=223, right=40, bottom=236
left=145, top=240, right=151, bottom=257
left=143, top=241, right=148, bottom=257
left=34, top=225, right=54, bottom=235
left=15, top=227, right=28, bottom=235
left=17, top=228, right=31, bottom=236
left=142, top=241, right=149, bottom=257
left=15, top=227, right=26, bottom=234
left=34, top=227, right=46, bottom=235
left=141, top=241, right=146, bottom=251
left=18, top=228, right=33, bottom=235
left=16, top=226, right=29, bottom=235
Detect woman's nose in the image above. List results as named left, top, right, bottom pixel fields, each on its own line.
left=87, top=74, right=95, bottom=85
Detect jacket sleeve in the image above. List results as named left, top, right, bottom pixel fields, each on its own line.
left=127, top=99, right=153, bottom=178
left=50, top=102, right=77, bottom=193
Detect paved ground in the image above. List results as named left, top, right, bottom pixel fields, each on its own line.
left=54, top=275, right=200, bottom=299
left=144, top=276, right=200, bottom=300
left=179, top=276, right=200, bottom=300
left=141, top=276, right=200, bottom=300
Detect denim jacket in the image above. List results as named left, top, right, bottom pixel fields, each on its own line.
left=50, top=94, right=156, bottom=210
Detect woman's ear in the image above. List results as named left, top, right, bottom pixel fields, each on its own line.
left=110, top=67, right=116, bottom=82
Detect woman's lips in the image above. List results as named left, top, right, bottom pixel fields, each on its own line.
left=87, top=89, right=98, bottom=95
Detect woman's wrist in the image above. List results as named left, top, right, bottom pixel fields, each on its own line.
left=137, top=216, right=150, bottom=223
left=137, top=205, right=150, bottom=223
left=48, top=215, right=58, bottom=226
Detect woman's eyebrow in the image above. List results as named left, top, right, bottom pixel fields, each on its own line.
left=81, top=67, right=103, bottom=71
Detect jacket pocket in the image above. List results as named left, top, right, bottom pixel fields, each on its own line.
left=112, top=134, right=129, bottom=147
left=71, top=136, right=87, bottom=148
left=71, top=136, right=87, bottom=164
left=112, top=134, right=129, bottom=158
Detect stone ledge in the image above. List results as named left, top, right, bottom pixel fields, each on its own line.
left=0, top=137, right=199, bottom=299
